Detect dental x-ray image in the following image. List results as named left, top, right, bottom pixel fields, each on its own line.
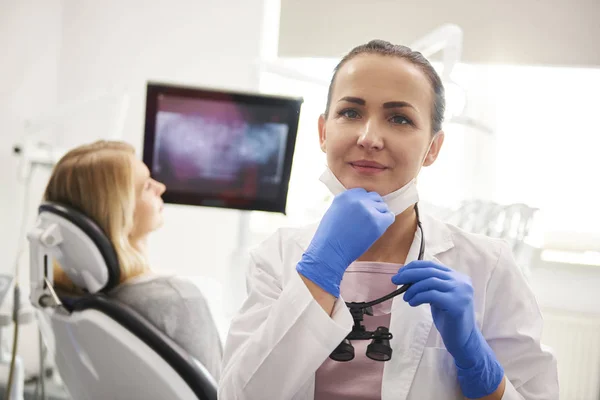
left=154, top=112, right=287, bottom=195
left=143, top=84, right=302, bottom=213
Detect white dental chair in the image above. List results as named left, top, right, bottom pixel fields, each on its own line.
left=27, top=202, right=218, bottom=400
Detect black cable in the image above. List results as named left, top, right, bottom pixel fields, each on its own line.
left=347, top=283, right=412, bottom=310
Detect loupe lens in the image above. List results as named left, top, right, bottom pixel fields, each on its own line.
left=366, top=327, right=393, bottom=361
left=329, top=339, right=355, bottom=362
left=366, top=341, right=392, bottom=361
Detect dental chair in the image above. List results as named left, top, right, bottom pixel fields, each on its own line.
left=27, top=202, right=218, bottom=400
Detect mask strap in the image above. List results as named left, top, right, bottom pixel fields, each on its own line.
left=422, top=138, right=435, bottom=166
left=413, top=138, right=436, bottom=184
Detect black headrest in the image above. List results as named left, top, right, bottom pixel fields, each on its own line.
left=62, top=293, right=217, bottom=400
left=39, top=202, right=121, bottom=293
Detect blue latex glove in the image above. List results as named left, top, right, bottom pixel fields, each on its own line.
left=297, top=188, right=394, bottom=298
left=391, top=261, right=504, bottom=399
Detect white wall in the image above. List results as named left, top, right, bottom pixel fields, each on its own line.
left=0, top=0, right=63, bottom=280
left=278, top=0, right=600, bottom=67
left=529, top=260, right=600, bottom=315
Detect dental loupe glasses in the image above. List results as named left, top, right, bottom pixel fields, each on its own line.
left=329, top=205, right=425, bottom=362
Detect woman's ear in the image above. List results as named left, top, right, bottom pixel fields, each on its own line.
left=318, top=114, right=327, bottom=153
left=423, top=131, right=445, bottom=166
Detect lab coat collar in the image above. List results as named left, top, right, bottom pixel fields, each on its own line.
left=419, top=211, right=454, bottom=257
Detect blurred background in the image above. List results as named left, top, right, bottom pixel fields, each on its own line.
left=1, top=0, right=599, bottom=398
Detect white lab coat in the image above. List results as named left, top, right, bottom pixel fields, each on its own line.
left=220, top=212, right=559, bottom=400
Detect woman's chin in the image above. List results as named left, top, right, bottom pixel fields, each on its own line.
left=341, top=178, right=392, bottom=196
left=152, top=215, right=165, bottom=232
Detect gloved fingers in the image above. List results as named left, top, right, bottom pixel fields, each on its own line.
left=339, top=187, right=367, bottom=201
left=370, top=200, right=391, bottom=213
left=405, top=289, right=452, bottom=309
left=391, top=267, right=452, bottom=285
left=380, top=210, right=396, bottom=227
left=345, top=187, right=368, bottom=195
left=366, top=191, right=385, bottom=202
left=402, top=260, right=452, bottom=272
left=403, top=277, right=454, bottom=303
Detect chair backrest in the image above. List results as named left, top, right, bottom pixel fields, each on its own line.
left=37, top=202, right=121, bottom=293
left=28, top=202, right=218, bottom=400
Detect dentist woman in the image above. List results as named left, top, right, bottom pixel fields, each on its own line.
left=220, top=40, right=558, bottom=400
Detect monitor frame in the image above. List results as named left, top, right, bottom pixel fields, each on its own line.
left=142, top=82, right=303, bottom=214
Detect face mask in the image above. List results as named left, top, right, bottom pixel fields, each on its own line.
left=319, top=166, right=419, bottom=216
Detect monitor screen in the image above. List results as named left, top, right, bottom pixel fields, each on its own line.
left=142, top=82, right=303, bottom=214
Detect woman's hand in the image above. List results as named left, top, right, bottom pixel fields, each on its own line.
left=392, top=260, right=505, bottom=399
left=392, top=261, right=476, bottom=365
left=297, top=188, right=394, bottom=298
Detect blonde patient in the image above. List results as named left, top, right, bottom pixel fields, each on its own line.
left=43, top=140, right=222, bottom=381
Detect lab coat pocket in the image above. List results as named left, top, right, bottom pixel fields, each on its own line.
left=410, top=347, right=463, bottom=400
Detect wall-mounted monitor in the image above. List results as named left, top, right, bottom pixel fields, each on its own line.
left=143, top=82, right=303, bottom=214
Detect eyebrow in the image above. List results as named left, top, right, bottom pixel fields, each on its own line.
left=338, top=96, right=416, bottom=111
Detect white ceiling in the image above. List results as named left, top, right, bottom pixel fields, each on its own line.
left=278, top=0, right=600, bottom=67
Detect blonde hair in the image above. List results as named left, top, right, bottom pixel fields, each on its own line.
left=43, top=140, right=148, bottom=291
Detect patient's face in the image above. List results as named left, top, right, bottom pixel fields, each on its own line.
left=130, top=157, right=166, bottom=239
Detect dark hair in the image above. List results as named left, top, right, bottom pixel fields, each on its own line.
left=324, top=39, right=445, bottom=134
